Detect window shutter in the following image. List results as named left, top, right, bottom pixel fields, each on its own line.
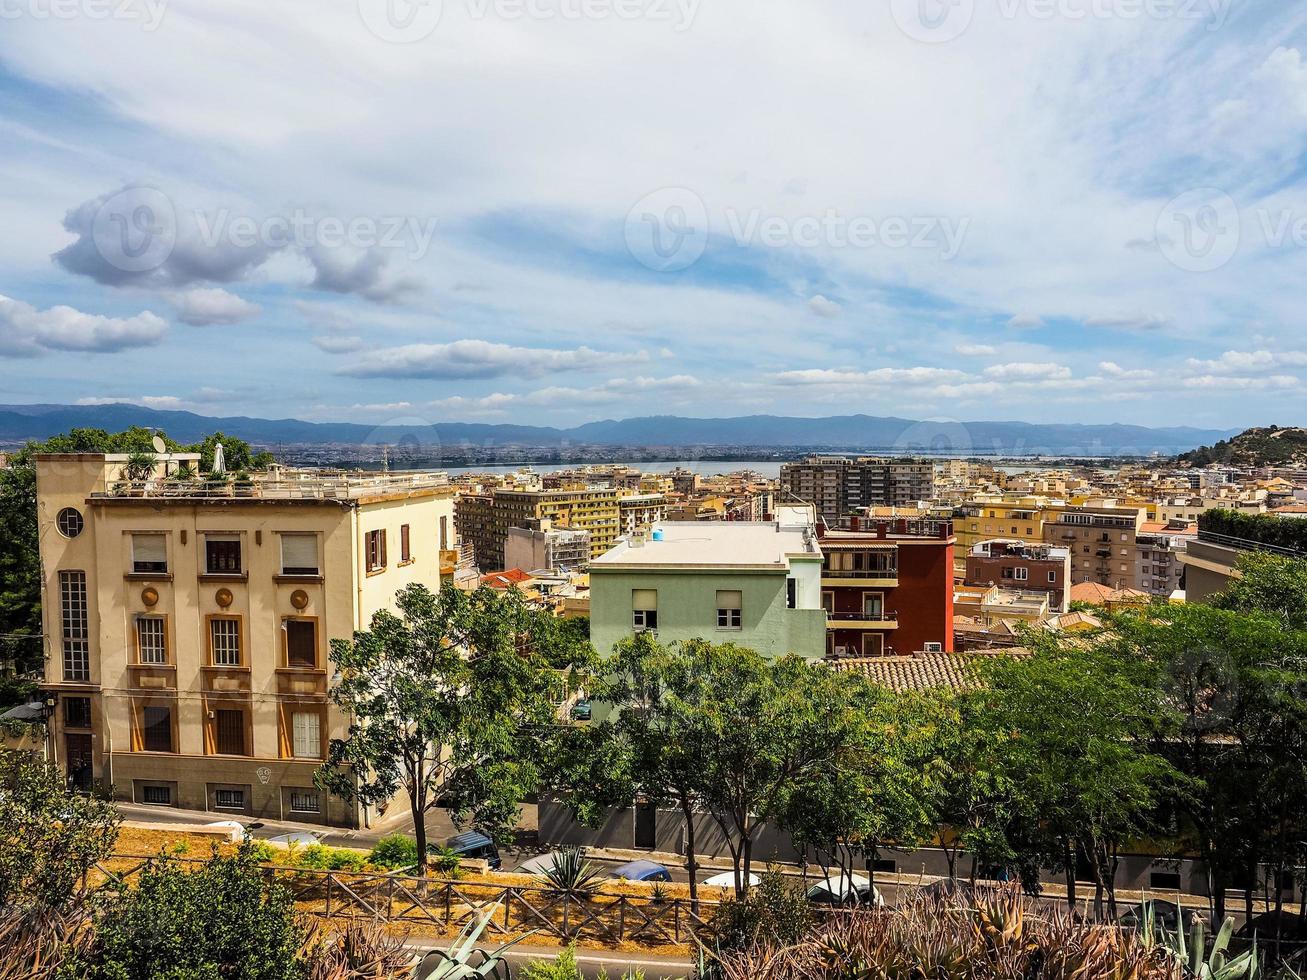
left=632, top=589, right=657, bottom=611
left=293, top=712, right=321, bottom=758
left=133, top=534, right=167, bottom=565
left=280, top=534, right=318, bottom=573
left=716, top=590, right=742, bottom=610
left=380, top=530, right=387, bottom=566
left=401, top=524, right=411, bottom=561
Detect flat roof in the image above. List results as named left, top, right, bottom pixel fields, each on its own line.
left=591, top=520, right=819, bottom=571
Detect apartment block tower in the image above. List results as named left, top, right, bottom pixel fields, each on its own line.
left=781, top=456, right=935, bottom=523
left=36, top=452, right=456, bottom=827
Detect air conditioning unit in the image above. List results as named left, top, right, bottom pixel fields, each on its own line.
left=923, top=642, right=944, bottom=652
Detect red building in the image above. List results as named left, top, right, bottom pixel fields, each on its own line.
left=819, top=517, right=955, bottom=658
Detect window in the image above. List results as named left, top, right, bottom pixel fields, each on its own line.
left=632, top=589, right=658, bottom=631
left=1048, top=571, right=1057, bottom=583
left=786, top=578, right=797, bottom=609
left=205, top=534, right=241, bottom=574
left=215, top=788, right=245, bottom=810
left=209, top=617, right=242, bottom=667
left=131, top=533, right=167, bottom=574
left=141, top=785, right=171, bottom=805
left=284, top=619, right=317, bottom=669
left=289, top=790, right=320, bottom=814
left=136, top=616, right=167, bottom=665
left=142, top=706, right=172, bottom=752
left=716, top=590, right=742, bottom=630
left=366, top=529, right=387, bottom=572
left=400, top=524, right=411, bottom=563
left=292, top=711, right=322, bottom=759
left=57, top=507, right=85, bottom=538
left=214, top=708, right=246, bottom=755
left=821, top=591, right=834, bottom=613
left=439, top=516, right=448, bottom=551
left=59, top=571, right=90, bottom=682
left=1014, top=567, right=1028, bottom=581
left=64, top=697, right=92, bottom=729
left=862, top=593, right=883, bottom=619
left=280, top=534, right=319, bottom=576
left=1001, top=568, right=1013, bottom=579
left=1149, top=871, right=1182, bottom=891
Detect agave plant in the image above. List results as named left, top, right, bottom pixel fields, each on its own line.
left=413, top=903, right=534, bottom=979
left=123, top=451, right=157, bottom=482
left=538, top=847, right=604, bottom=894
left=1155, top=910, right=1260, bottom=980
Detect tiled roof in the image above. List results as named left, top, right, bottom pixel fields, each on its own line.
left=1069, top=581, right=1116, bottom=605
left=481, top=568, right=534, bottom=588
left=830, top=650, right=1030, bottom=692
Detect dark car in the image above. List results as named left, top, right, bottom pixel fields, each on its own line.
left=571, top=700, right=593, bottom=722
left=437, top=831, right=501, bottom=870
left=1238, top=910, right=1307, bottom=942
left=609, top=859, right=672, bottom=882
left=1119, top=900, right=1203, bottom=933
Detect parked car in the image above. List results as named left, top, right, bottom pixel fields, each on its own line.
left=514, top=850, right=575, bottom=875
left=609, top=860, right=673, bottom=882
left=437, top=831, right=501, bottom=870
left=702, top=870, right=761, bottom=889
left=1238, top=910, right=1307, bottom=942
left=266, top=831, right=323, bottom=847
left=1118, top=900, right=1203, bottom=933
left=570, top=700, right=593, bottom=722
left=806, top=873, right=885, bottom=907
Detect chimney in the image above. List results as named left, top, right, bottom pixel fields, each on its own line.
left=850, top=515, right=860, bottom=532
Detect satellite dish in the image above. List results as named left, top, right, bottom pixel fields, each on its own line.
left=151, top=435, right=167, bottom=454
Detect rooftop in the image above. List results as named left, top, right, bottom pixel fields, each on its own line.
left=86, top=467, right=454, bottom=505
left=592, top=516, right=819, bottom=571
left=831, top=650, right=1030, bottom=692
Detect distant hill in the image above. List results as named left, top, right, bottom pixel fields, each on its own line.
left=1179, top=426, right=1307, bottom=468
left=0, top=403, right=1236, bottom=456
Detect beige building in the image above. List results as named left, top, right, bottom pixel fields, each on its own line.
left=1041, top=503, right=1145, bottom=591
left=456, top=487, right=624, bottom=570
left=36, top=452, right=456, bottom=827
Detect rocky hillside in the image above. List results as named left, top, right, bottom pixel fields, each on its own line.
left=1179, top=425, right=1307, bottom=467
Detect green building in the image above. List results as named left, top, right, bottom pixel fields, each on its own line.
left=588, top=506, right=827, bottom=659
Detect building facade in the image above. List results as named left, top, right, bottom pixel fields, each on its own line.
left=1040, top=504, right=1145, bottom=590
left=588, top=507, right=827, bottom=659
left=36, top=452, right=455, bottom=827
left=819, top=517, right=955, bottom=658
left=964, top=539, right=1071, bottom=612
left=504, top=519, right=591, bottom=574
left=456, top=487, right=624, bottom=571
left=780, top=456, right=935, bottom=523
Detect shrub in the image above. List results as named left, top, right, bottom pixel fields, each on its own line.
left=327, top=848, right=368, bottom=872
left=428, top=845, right=462, bottom=876
left=712, top=869, right=812, bottom=956
left=367, top=833, right=418, bottom=870
left=295, top=844, right=335, bottom=871
left=244, top=839, right=279, bottom=864
left=538, top=847, right=604, bottom=893
left=79, top=841, right=307, bottom=980
left=521, top=945, right=583, bottom=980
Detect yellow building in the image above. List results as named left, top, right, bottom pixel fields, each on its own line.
left=952, top=497, right=1057, bottom=570
left=36, top=452, right=455, bottom=827
left=456, top=486, right=624, bottom=570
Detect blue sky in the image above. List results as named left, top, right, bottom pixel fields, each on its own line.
left=1, top=0, right=1306, bottom=429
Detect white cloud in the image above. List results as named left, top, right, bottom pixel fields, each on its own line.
left=170, top=287, right=261, bottom=326
left=339, top=340, right=649, bottom=380
left=1183, top=375, right=1300, bottom=391
left=954, top=343, right=996, bottom=356
left=1007, top=314, right=1043, bottom=331
left=772, top=367, right=967, bottom=386
left=807, top=295, right=841, bottom=318
left=0, top=294, right=167, bottom=356
left=983, top=362, right=1072, bottom=381
left=1098, top=361, right=1155, bottom=381
left=1184, top=349, right=1307, bottom=376
left=1083, top=313, right=1170, bottom=332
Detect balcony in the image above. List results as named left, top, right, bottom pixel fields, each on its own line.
left=826, top=610, right=899, bottom=630
left=822, top=569, right=899, bottom=588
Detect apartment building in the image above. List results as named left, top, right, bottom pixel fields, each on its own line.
left=819, top=516, right=955, bottom=659
left=952, top=497, right=1054, bottom=564
left=964, top=539, right=1071, bottom=612
left=780, top=456, right=934, bottom=522
left=617, top=493, right=668, bottom=537
left=504, top=519, right=591, bottom=574
left=1041, top=503, right=1145, bottom=590
left=588, top=506, right=827, bottom=659
left=1135, top=521, right=1195, bottom=597
left=36, top=452, right=456, bottom=827
left=455, top=487, right=624, bottom=571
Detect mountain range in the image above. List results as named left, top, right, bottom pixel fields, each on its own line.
left=0, top=403, right=1238, bottom=456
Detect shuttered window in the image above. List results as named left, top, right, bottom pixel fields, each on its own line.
left=142, top=706, right=172, bottom=752
left=292, top=711, right=321, bottom=759
left=215, top=709, right=246, bottom=755
left=132, top=534, right=167, bottom=573
left=632, top=589, right=657, bottom=630
left=400, top=524, right=411, bottom=562
left=285, top=619, right=317, bottom=669
left=280, top=534, right=319, bottom=576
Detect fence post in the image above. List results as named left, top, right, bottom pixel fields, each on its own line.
left=505, top=887, right=512, bottom=930
left=674, top=899, right=680, bottom=943
left=618, top=897, right=625, bottom=942
left=326, top=874, right=332, bottom=918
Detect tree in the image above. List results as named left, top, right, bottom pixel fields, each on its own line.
left=80, top=842, right=306, bottom=980
left=0, top=751, right=120, bottom=910
left=979, top=639, right=1179, bottom=917
left=1215, top=551, right=1307, bottom=632
left=317, top=583, right=593, bottom=875
left=186, top=431, right=273, bottom=473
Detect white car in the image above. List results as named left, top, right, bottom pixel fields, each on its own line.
left=514, top=851, right=573, bottom=875
left=265, top=831, right=323, bottom=847
left=701, top=870, right=761, bottom=889
left=806, top=873, right=885, bottom=907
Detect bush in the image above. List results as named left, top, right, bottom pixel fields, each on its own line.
left=79, top=841, right=307, bottom=980
left=712, top=869, right=812, bottom=956
left=521, top=945, right=583, bottom=980
left=244, top=839, right=279, bottom=864
left=1200, top=509, right=1307, bottom=555
left=428, top=844, right=462, bottom=876
left=295, top=844, right=335, bottom=871
left=367, top=834, right=418, bottom=870
left=327, top=848, right=368, bottom=872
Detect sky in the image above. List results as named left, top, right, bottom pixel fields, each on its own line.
left=1, top=0, right=1306, bottom=431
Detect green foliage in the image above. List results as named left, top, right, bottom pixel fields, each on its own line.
left=367, top=833, right=419, bottom=870
left=122, top=451, right=157, bottom=481
left=538, top=847, right=604, bottom=893
left=1181, top=426, right=1307, bottom=468
left=80, top=841, right=307, bottom=980
left=189, top=431, right=271, bottom=473
left=244, top=839, right=279, bottom=864
left=0, top=751, right=121, bottom=910
left=317, top=583, right=595, bottom=875
left=520, top=945, right=584, bottom=980
left=711, top=869, right=813, bottom=956
left=1215, top=550, right=1307, bottom=630
left=428, top=845, right=462, bottom=876
left=1200, top=509, right=1307, bottom=556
